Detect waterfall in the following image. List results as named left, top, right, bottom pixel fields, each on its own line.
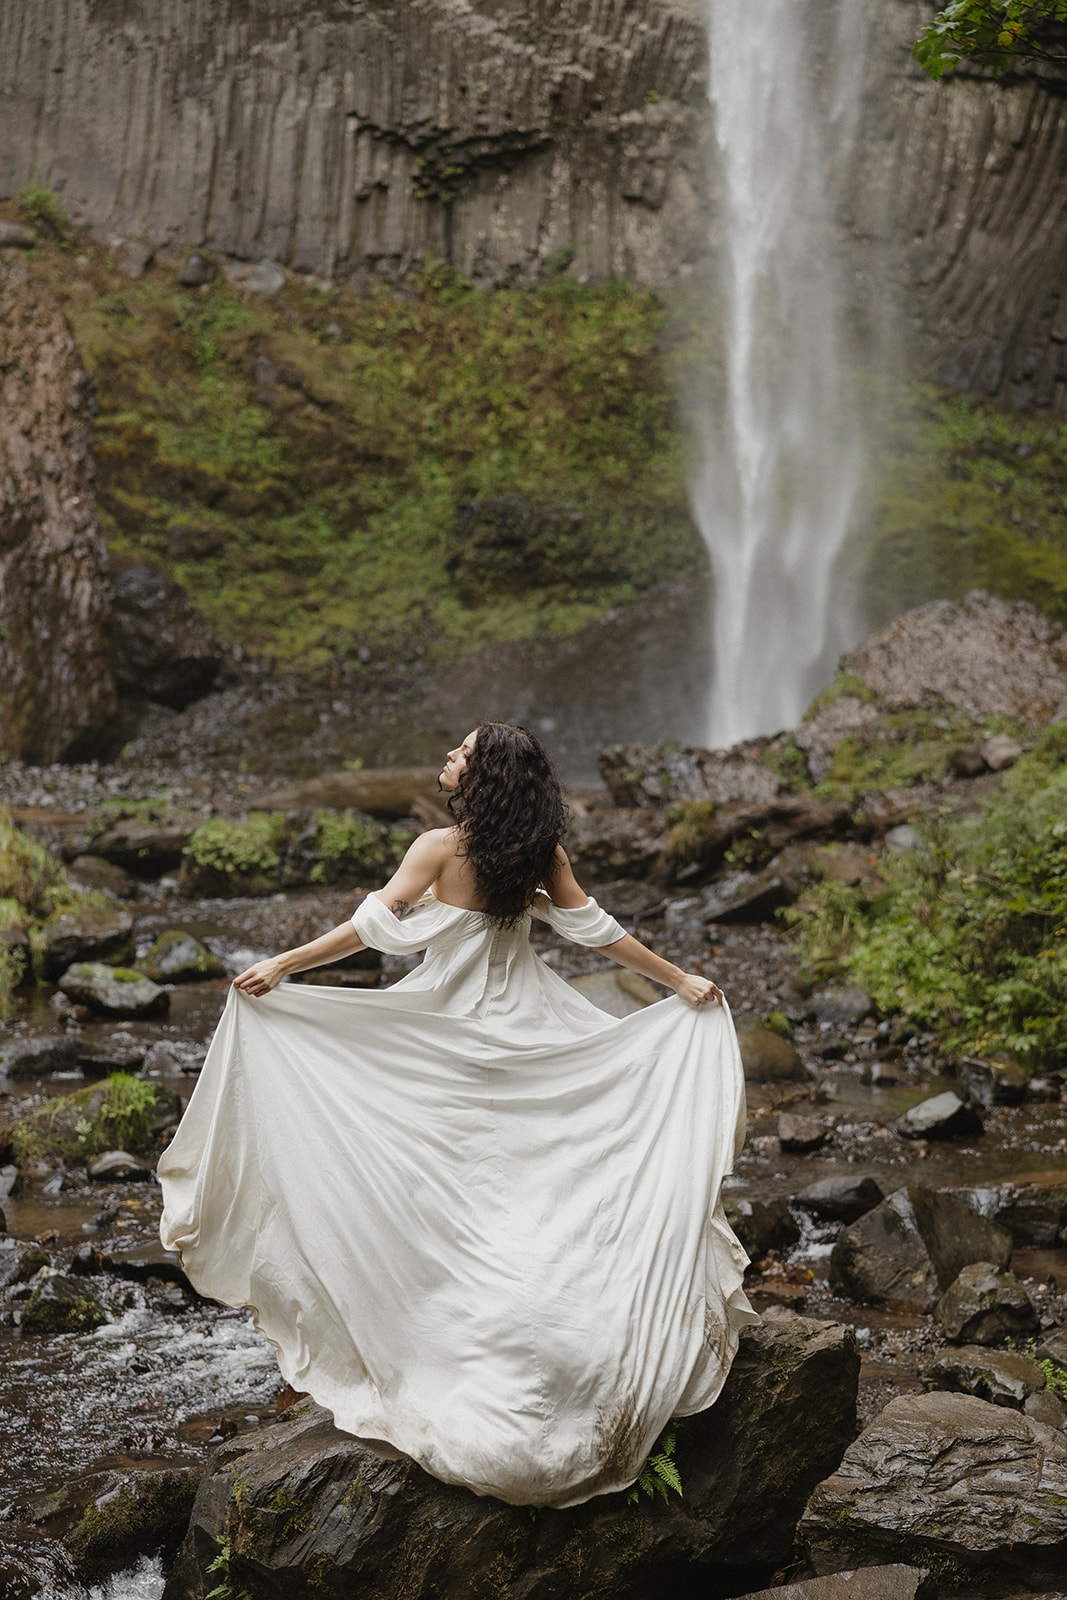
left=692, top=0, right=867, bottom=748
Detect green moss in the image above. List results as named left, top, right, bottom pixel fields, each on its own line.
left=0, top=810, right=76, bottom=920
left=181, top=813, right=287, bottom=895
left=759, top=1011, right=794, bottom=1039
left=663, top=800, right=716, bottom=871
left=804, top=673, right=879, bottom=718
left=864, top=381, right=1067, bottom=629
left=812, top=705, right=1033, bottom=803
left=64, top=1470, right=199, bottom=1576
left=309, top=811, right=409, bottom=886
left=13, top=1072, right=162, bottom=1166
left=22, top=1286, right=106, bottom=1335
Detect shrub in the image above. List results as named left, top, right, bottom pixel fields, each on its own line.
left=0, top=811, right=74, bottom=919
left=12, top=1072, right=161, bottom=1166
left=15, top=178, right=67, bottom=239
left=786, top=727, right=1067, bottom=1066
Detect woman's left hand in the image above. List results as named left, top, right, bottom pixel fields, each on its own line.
left=674, top=972, right=724, bottom=1008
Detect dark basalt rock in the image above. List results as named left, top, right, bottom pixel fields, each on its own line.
left=955, top=1054, right=1029, bottom=1106
left=800, top=1392, right=1067, bottom=1590
left=163, top=1318, right=859, bottom=1600
left=895, top=1090, right=984, bottom=1141
left=0, top=1033, right=80, bottom=1080
left=922, top=1344, right=1048, bottom=1409
left=946, top=1182, right=1067, bottom=1248
left=735, top=1567, right=937, bottom=1600
left=111, top=563, right=223, bottom=710
left=35, top=906, right=134, bottom=983
left=724, top=1197, right=800, bottom=1259
left=829, top=1186, right=1012, bottom=1313
left=809, top=987, right=873, bottom=1029
left=792, top=1176, right=884, bottom=1224
left=935, top=1262, right=1040, bottom=1345
left=777, top=1113, right=829, bottom=1154
left=63, top=1466, right=202, bottom=1580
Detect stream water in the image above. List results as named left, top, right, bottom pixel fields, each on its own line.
left=1, top=875, right=1064, bottom=1597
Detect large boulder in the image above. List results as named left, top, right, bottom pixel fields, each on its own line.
left=110, top=564, right=222, bottom=709
left=21, top=1274, right=107, bottom=1335
left=829, top=1186, right=1012, bottom=1313
left=841, top=590, right=1067, bottom=724
left=163, top=1318, right=859, bottom=1600
left=948, top=1182, right=1067, bottom=1248
left=800, top=1392, right=1067, bottom=1590
left=922, top=1345, right=1048, bottom=1409
left=792, top=1177, right=884, bottom=1225
left=598, top=740, right=783, bottom=809
left=58, top=963, right=169, bottom=1019
left=736, top=1569, right=936, bottom=1600
left=935, top=1263, right=1040, bottom=1344
left=0, top=261, right=116, bottom=762
left=88, top=819, right=195, bottom=876
left=737, top=1026, right=808, bottom=1083
left=141, top=931, right=224, bottom=984
left=35, top=905, right=134, bottom=982
left=895, top=1091, right=983, bottom=1141
left=724, top=1197, right=800, bottom=1259
left=0, top=1033, right=80, bottom=1080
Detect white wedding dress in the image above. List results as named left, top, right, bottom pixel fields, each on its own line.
left=158, top=891, right=757, bottom=1508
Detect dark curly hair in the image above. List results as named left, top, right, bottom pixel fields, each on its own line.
left=447, top=722, right=569, bottom=926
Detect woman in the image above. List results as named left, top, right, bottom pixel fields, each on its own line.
left=158, top=723, right=756, bottom=1509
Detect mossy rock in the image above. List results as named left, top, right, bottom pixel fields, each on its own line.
left=141, top=930, right=225, bottom=983
left=12, top=1073, right=165, bottom=1167
left=22, top=1275, right=107, bottom=1335
left=57, top=962, right=169, bottom=1018
left=63, top=1466, right=201, bottom=1579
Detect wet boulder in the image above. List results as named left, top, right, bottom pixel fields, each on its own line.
left=63, top=1465, right=201, bottom=1580
left=0, top=1034, right=80, bottom=1079
left=58, top=963, right=169, bottom=1019
left=76, top=1030, right=148, bottom=1075
left=955, top=1054, right=1029, bottom=1106
left=101, top=1241, right=192, bottom=1290
left=1038, top=1327, right=1067, bottom=1369
left=566, top=803, right=665, bottom=881
left=88, top=1151, right=155, bottom=1182
left=829, top=1186, right=1012, bottom=1313
left=67, top=853, right=137, bottom=898
left=735, top=1568, right=936, bottom=1600
left=777, top=1113, right=829, bottom=1153
left=21, top=1274, right=107, bottom=1334
left=945, top=1181, right=1067, bottom=1247
left=141, top=931, right=225, bottom=984
left=800, top=1392, right=1067, bottom=1589
left=922, top=1345, right=1048, bottom=1409
left=89, top=819, right=195, bottom=876
left=935, top=1262, right=1040, bottom=1344
left=895, top=1090, right=983, bottom=1141
left=737, top=1026, right=808, bottom=1082
left=725, top=1197, right=800, bottom=1258
left=163, top=1317, right=859, bottom=1600
left=35, top=906, right=134, bottom=983
left=792, top=1176, right=884, bottom=1224
left=111, top=564, right=222, bottom=709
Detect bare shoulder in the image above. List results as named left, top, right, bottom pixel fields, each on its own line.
left=546, top=844, right=588, bottom=909
left=404, top=827, right=456, bottom=861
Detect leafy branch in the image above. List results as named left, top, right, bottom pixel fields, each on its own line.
left=914, top=1, right=1067, bottom=79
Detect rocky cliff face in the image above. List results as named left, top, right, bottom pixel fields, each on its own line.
left=0, top=0, right=711, bottom=291
left=2, top=0, right=1065, bottom=406
left=0, top=261, right=115, bottom=763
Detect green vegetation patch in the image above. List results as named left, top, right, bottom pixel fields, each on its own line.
left=812, top=706, right=1033, bottom=803
left=12, top=1072, right=162, bottom=1167
left=0, top=808, right=76, bottom=921
left=47, top=250, right=701, bottom=673
left=786, top=724, right=1067, bottom=1067
left=865, top=384, right=1067, bottom=630
left=180, top=809, right=413, bottom=895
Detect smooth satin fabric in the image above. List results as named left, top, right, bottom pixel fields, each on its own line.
left=158, top=892, right=757, bottom=1507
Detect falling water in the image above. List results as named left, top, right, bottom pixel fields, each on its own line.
left=693, top=0, right=868, bottom=747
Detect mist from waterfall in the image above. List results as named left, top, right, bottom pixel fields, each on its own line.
left=692, top=0, right=868, bottom=748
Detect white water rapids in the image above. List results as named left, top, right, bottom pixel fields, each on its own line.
left=693, top=0, right=869, bottom=746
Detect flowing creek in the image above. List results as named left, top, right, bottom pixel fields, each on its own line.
left=1, top=879, right=1065, bottom=1597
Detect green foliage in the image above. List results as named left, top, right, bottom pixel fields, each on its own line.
left=12, top=1072, right=161, bottom=1166
left=55, top=260, right=698, bottom=673
left=914, top=1, right=1067, bottom=78
left=184, top=814, right=286, bottom=878
left=309, top=811, right=408, bottom=885
left=0, top=941, right=25, bottom=1021
left=15, top=177, right=67, bottom=238
left=787, top=726, right=1067, bottom=1065
left=865, top=385, right=1067, bottom=630
left=626, top=1424, right=682, bottom=1506
left=0, top=811, right=75, bottom=920
left=86, top=794, right=174, bottom=842
left=803, top=673, right=879, bottom=719
left=663, top=800, right=717, bottom=871
left=1040, top=1357, right=1067, bottom=1398
left=206, top=1533, right=254, bottom=1600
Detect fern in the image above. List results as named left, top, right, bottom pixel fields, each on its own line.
left=205, top=1533, right=254, bottom=1600
left=626, top=1423, right=682, bottom=1505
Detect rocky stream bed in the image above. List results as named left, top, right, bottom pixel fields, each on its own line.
left=2, top=593, right=1067, bottom=1599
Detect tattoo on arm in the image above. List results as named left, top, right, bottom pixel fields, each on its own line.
left=390, top=898, right=411, bottom=920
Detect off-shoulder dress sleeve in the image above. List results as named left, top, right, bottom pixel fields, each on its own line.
left=530, top=892, right=625, bottom=947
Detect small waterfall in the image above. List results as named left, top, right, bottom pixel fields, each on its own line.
left=692, top=0, right=867, bottom=748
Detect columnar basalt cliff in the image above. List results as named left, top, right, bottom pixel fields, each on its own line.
left=2, top=0, right=1067, bottom=403
left=0, top=262, right=115, bottom=762
left=0, top=0, right=712, bottom=290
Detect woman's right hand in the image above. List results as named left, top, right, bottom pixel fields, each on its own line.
left=674, top=972, right=724, bottom=1008
left=232, top=956, right=288, bottom=996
